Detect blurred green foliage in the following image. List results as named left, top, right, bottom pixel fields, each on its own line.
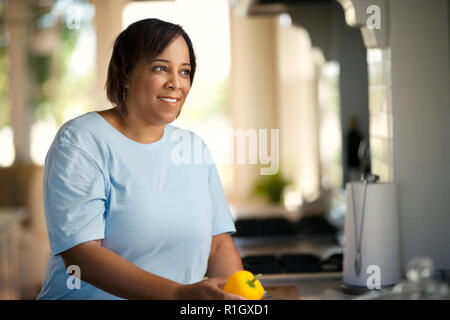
left=253, top=171, right=291, bottom=204
left=28, top=1, right=90, bottom=125
left=0, top=0, right=94, bottom=129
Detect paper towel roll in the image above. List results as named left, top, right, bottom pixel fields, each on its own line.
left=343, top=182, right=401, bottom=287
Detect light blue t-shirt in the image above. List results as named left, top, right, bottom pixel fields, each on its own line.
left=37, top=111, right=236, bottom=300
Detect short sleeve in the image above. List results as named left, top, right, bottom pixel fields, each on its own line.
left=208, top=162, right=236, bottom=236
left=43, top=143, right=108, bottom=255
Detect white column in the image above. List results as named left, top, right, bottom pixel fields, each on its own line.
left=5, top=0, right=32, bottom=164
left=228, top=11, right=279, bottom=205
left=91, top=0, right=129, bottom=110
left=277, top=24, right=323, bottom=201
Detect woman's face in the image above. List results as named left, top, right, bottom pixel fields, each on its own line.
left=124, top=35, right=192, bottom=126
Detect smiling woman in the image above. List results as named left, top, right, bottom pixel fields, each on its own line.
left=103, top=19, right=196, bottom=143
left=122, top=38, right=191, bottom=131
left=37, top=18, right=244, bottom=300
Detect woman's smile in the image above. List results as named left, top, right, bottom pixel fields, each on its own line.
left=158, top=96, right=181, bottom=106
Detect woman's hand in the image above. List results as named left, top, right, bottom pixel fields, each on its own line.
left=175, top=278, right=247, bottom=300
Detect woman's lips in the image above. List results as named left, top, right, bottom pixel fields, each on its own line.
left=158, top=96, right=180, bottom=106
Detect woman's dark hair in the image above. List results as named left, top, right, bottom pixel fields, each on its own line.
left=106, top=18, right=196, bottom=109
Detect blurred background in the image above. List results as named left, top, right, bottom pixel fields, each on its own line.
left=0, top=0, right=449, bottom=299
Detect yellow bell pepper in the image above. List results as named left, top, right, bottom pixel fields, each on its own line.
left=224, top=270, right=264, bottom=300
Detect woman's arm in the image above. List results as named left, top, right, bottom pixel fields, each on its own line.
left=206, top=233, right=244, bottom=279
left=61, top=240, right=242, bottom=299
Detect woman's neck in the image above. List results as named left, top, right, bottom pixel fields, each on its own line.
left=104, top=107, right=166, bottom=144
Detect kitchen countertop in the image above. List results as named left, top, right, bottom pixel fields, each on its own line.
left=232, top=233, right=355, bottom=300
left=260, top=272, right=355, bottom=300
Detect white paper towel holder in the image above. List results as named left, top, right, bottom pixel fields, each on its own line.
left=341, top=173, right=401, bottom=295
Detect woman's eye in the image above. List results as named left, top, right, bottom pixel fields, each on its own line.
left=181, top=69, right=191, bottom=76
left=153, top=66, right=167, bottom=72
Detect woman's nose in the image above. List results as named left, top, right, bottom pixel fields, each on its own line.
left=166, top=73, right=180, bottom=90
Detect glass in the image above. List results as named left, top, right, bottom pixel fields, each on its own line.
left=356, top=257, right=450, bottom=300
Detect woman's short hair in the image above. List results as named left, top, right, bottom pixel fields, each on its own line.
left=106, top=18, right=196, bottom=109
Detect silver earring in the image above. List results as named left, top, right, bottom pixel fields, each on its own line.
left=122, top=88, right=127, bottom=102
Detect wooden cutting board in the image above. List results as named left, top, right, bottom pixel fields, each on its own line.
left=263, top=286, right=300, bottom=300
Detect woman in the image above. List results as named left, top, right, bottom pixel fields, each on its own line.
left=37, top=18, right=244, bottom=300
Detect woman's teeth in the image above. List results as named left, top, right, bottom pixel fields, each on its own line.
left=159, top=97, right=177, bottom=103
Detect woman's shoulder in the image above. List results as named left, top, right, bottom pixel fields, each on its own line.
left=44, top=111, right=111, bottom=171
left=49, top=111, right=109, bottom=164
left=53, top=111, right=103, bottom=146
